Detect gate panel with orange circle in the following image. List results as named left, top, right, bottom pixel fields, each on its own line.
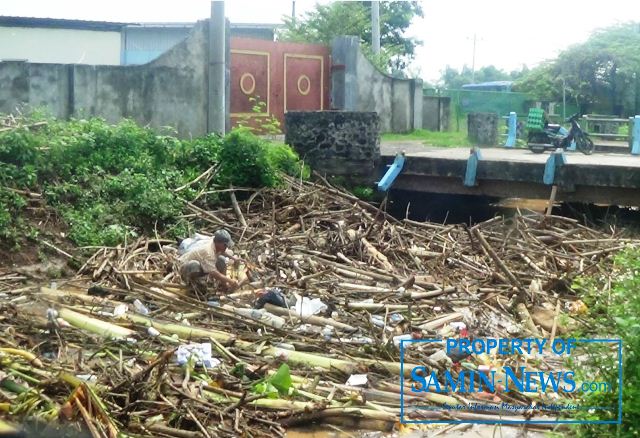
left=230, top=38, right=331, bottom=132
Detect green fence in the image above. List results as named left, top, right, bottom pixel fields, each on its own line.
left=425, top=88, right=580, bottom=131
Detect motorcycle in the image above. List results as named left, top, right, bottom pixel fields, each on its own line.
left=527, top=113, right=594, bottom=155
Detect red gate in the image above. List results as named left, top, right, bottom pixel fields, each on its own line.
left=230, top=38, right=331, bottom=131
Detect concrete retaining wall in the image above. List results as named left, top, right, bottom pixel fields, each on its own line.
left=0, top=21, right=216, bottom=138
left=331, top=36, right=422, bottom=133
left=422, top=95, right=450, bottom=131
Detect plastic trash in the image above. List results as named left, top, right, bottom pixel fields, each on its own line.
left=370, top=315, right=385, bottom=328
left=46, top=308, right=59, bottom=322
left=429, top=350, right=453, bottom=366
left=113, top=304, right=128, bottom=317
left=294, top=295, right=328, bottom=317
left=175, top=343, right=221, bottom=368
left=345, top=374, right=368, bottom=386
left=339, top=336, right=373, bottom=345
left=393, top=334, right=413, bottom=347
left=234, top=308, right=286, bottom=329
left=255, top=288, right=287, bottom=309
left=133, top=299, right=149, bottom=315
left=207, top=300, right=221, bottom=307
left=76, top=374, right=97, bottom=383
left=389, top=313, right=405, bottom=325
left=147, top=327, right=160, bottom=337
left=321, top=326, right=334, bottom=340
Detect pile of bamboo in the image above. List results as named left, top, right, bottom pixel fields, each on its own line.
left=0, top=176, right=633, bottom=437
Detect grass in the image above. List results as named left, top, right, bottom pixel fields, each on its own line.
left=381, top=129, right=471, bottom=147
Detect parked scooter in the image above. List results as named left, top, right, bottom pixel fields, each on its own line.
left=527, top=113, right=594, bottom=155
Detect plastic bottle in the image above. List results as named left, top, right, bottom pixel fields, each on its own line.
left=234, top=308, right=286, bottom=329
left=133, top=299, right=149, bottom=315
left=393, top=334, right=413, bottom=347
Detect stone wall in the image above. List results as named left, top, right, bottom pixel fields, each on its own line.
left=467, top=112, right=499, bottom=146
left=284, top=111, right=380, bottom=178
left=331, top=36, right=422, bottom=133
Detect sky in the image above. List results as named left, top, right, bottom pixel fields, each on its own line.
left=2, top=0, right=640, bottom=83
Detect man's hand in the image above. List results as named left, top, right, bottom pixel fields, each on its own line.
left=226, top=278, right=239, bottom=290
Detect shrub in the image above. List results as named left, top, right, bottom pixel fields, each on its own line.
left=570, top=248, right=640, bottom=436
left=0, top=116, right=306, bottom=247
left=0, top=187, right=27, bottom=245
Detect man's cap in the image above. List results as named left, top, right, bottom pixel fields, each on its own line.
left=213, top=229, right=234, bottom=248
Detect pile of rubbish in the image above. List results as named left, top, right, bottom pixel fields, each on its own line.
left=0, top=176, right=633, bottom=437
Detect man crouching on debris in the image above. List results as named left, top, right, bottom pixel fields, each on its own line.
left=178, top=229, right=239, bottom=295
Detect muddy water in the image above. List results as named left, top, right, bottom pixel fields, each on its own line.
left=387, top=189, right=640, bottom=228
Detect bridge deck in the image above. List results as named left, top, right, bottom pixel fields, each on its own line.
left=379, top=141, right=640, bottom=206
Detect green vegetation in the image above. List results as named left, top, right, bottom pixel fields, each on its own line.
left=279, top=1, right=422, bottom=74
left=569, top=247, right=640, bottom=436
left=235, top=96, right=282, bottom=136
left=382, top=129, right=471, bottom=147
left=0, top=116, right=304, bottom=248
left=515, top=22, right=640, bottom=116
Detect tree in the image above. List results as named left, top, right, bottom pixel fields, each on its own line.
left=279, top=1, right=423, bottom=73
left=515, top=22, right=640, bottom=115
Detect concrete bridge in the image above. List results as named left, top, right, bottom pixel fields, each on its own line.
left=380, top=141, right=640, bottom=206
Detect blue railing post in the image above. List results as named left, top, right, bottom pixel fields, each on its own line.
left=463, top=147, right=483, bottom=187
left=543, top=149, right=567, bottom=185
left=558, top=126, right=576, bottom=151
left=377, top=151, right=406, bottom=191
left=504, top=111, right=517, bottom=148
left=631, top=115, right=640, bottom=155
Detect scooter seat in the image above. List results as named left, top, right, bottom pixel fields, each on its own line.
left=545, top=124, right=561, bottom=133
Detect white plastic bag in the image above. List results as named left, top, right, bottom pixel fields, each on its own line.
left=293, top=294, right=327, bottom=317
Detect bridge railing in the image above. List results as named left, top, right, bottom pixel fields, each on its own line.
left=580, top=115, right=631, bottom=143
left=502, top=112, right=640, bottom=154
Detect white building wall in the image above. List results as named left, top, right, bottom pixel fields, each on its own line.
left=0, top=27, right=121, bottom=65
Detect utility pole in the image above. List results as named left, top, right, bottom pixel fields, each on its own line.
left=209, top=1, right=226, bottom=134
left=371, top=1, right=380, bottom=55
left=292, top=1, right=296, bottom=24
left=561, top=77, right=566, bottom=121
left=471, top=33, right=477, bottom=83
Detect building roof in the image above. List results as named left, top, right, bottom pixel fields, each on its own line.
left=0, top=16, right=282, bottom=32
left=462, top=81, right=514, bottom=89
left=0, top=16, right=128, bottom=31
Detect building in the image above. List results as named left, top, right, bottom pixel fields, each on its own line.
left=0, top=16, right=280, bottom=66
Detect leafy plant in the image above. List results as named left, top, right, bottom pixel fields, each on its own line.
left=0, top=187, right=27, bottom=246
left=252, top=363, right=293, bottom=398
left=569, top=247, right=640, bottom=436
left=235, top=96, right=282, bottom=136
left=0, top=115, right=304, bottom=248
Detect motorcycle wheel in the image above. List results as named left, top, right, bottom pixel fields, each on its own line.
left=575, top=133, right=594, bottom=155
left=528, top=132, right=549, bottom=154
